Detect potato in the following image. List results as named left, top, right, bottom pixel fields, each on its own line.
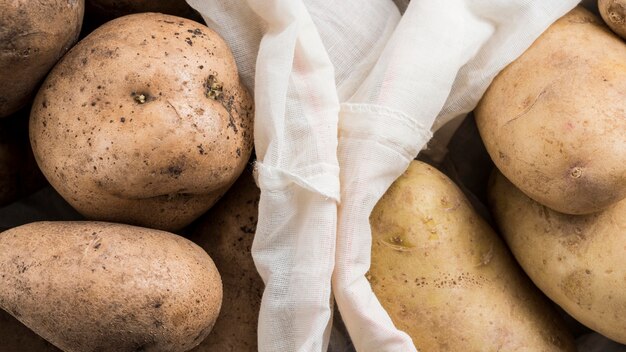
left=475, top=7, right=626, bottom=215
left=368, top=161, right=576, bottom=351
left=29, top=13, right=254, bottom=231
left=0, top=0, right=84, bottom=118
left=488, top=170, right=626, bottom=345
left=0, top=309, right=60, bottom=352
left=0, top=221, right=222, bottom=352
left=599, top=0, right=626, bottom=39
left=188, top=170, right=262, bottom=351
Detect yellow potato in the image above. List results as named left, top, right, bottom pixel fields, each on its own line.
left=475, top=7, right=626, bottom=214
left=188, top=170, right=263, bottom=351
left=489, top=170, right=626, bottom=344
left=369, top=161, right=576, bottom=352
left=29, top=13, right=254, bottom=231
left=0, top=221, right=222, bottom=352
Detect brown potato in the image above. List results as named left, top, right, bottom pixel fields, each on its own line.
left=29, top=13, right=254, bottom=231
left=475, top=7, right=626, bottom=215
left=369, top=161, right=576, bottom=351
left=488, top=170, right=626, bottom=345
left=0, top=221, right=222, bottom=352
left=188, top=170, right=262, bottom=351
left=0, top=0, right=84, bottom=118
left=599, top=0, right=626, bottom=39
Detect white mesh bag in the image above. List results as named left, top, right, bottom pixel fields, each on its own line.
left=186, top=0, right=580, bottom=351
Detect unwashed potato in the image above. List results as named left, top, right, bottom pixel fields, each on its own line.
left=599, top=0, right=626, bottom=39
left=489, top=170, right=626, bottom=345
left=0, top=309, right=60, bottom=352
left=475, top=7, right=626, bottom=215
left=30, top=13, right=254, bottom=231
left=0, top=0, right=84, bottom=118
left=188, top=170, right=263, bottom=351
left=368, top=161, right=576, bottom=351
left=0, top=221, right=222, bottom=352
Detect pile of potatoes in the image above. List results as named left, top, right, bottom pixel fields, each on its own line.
left=0, top=1, right=259, bottom=351
left=0, top=1, right=625, bottom=352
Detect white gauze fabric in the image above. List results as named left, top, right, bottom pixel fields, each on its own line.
left=187, top=0, right=580, bottom=351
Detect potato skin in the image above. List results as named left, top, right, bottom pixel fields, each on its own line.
left=369, top=161, right=575, bottom=352
left=0, top=221, right=222, bottom=352
left=29, top=13, right=254, bottom=231
left=599, top=0, right=626, bottom=39
left=475, top=7, right=626, bottom=215
left=0, top=0, right=84, bottom=118
left=188, top=170, right=263, bottom=351
left=488, top=170, right=626, bottom=345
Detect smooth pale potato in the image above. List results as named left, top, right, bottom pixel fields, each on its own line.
left=0, top=0, right=84, bottom=118
left=188, top=170, right=263, bottom=351
left=0, top=309, right=60, bottom=352
left=368, top=161, right=576, bottom=352
left=29, top=13, right=254, bottom=231
left=599, top=0, right=626, bottom=39
left=488, top=170, right=626, bottom=344
left=475, top=7, right=626, bottom=215
left=0, top=221, right=222, bottom=352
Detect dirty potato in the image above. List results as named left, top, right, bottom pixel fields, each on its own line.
left=368, top=161, right=576, bottom=352
left=0, top=0, right=84, bottom=118
left=0, top=221, right=223, bottom=352
left=489, top=170, right=626, bottom=344
left=188, top=170, right=263, bottom=351
left=29, top=13, right=254, bottom=231
left=475, top=7, right=626, bottom=214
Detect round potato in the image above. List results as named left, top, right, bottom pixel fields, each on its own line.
left=475, top=7, right=626, bottom=214
left=188, top=170, right=262, bottom=351
left=29, top=13, right=254, bottom=231
left=599, top=0, right=626, bottom=39
left=0, top=221, right=223, bottom=352
left=488, top=170, right=626, bottom=345
left=368, top=161, right=575, bottom=351
left=0, top=0, right=84, bottom=118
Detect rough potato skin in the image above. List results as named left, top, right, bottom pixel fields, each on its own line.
left=0, top=221, right=223, bottom=352
left=475, top=7, right=626, bottom=215
left=489, top=170, right=626, bottom=345
left=599, top=0, right=626, bottom=39
left=29, top=13, right=254, bottom=231
left=188, top=170, right=263, bottom=351
left=0, top=0, right=84, bottom=118
left=368, top=161, right=576, bottom=352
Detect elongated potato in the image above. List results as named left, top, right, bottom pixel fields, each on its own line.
left=29, top=13, right=254, bottom=231
left=188, top=170, right=263, bottom=351
left=0, top=0, right=84, bottom=118
left=599, top=0, right=626, bottom=39
left=0, top=221, right=222, bottom=352
left=369, top=161, right=575, bottom=352
left=489, top=170, right=626, bottom=344
left=475, top=7, right=626, bottom=214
